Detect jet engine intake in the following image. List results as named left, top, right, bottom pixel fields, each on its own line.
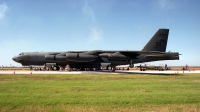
left=66, top=53, right=97, bottom=62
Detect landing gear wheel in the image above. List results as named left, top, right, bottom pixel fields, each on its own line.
left=56, top=66, right=60, bottom=71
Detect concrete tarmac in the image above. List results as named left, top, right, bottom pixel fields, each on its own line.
left=0, top=70, right=200, bottom=74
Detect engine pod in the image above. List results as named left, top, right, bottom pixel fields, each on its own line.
left=66, top=53, right=97, bottom=62
left=45, top=55, right=66, bottom=61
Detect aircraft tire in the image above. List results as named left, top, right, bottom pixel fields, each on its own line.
left=56, top=66, right=60, bottom=71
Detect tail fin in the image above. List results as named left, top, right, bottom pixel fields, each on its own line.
left=141, top=29, right=169, bottom=52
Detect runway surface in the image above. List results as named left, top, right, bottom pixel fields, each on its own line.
left=0, top=70, right=200, bottom=74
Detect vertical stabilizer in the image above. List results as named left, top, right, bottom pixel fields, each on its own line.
left=142, top=29, right=169, bottom=52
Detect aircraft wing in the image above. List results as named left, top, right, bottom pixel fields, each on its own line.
left=98, top=50, right=180, bottom=59
left=119, top=51, right=180, bottom=57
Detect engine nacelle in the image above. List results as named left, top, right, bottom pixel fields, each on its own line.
left=66, top=53, right=97, bottom=62
left=45, top=55, right=66, bottom=61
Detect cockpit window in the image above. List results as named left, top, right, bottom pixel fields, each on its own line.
left=19, top=53, right=25, bottom=55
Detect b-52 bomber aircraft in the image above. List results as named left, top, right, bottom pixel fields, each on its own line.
left=12, top=29, right=180, bottom=71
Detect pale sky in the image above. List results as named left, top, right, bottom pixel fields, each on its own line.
left=0, top=0, right=200, bottom=66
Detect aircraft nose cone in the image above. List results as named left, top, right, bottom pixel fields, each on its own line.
left=12, top=56, right=18, bottom=62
